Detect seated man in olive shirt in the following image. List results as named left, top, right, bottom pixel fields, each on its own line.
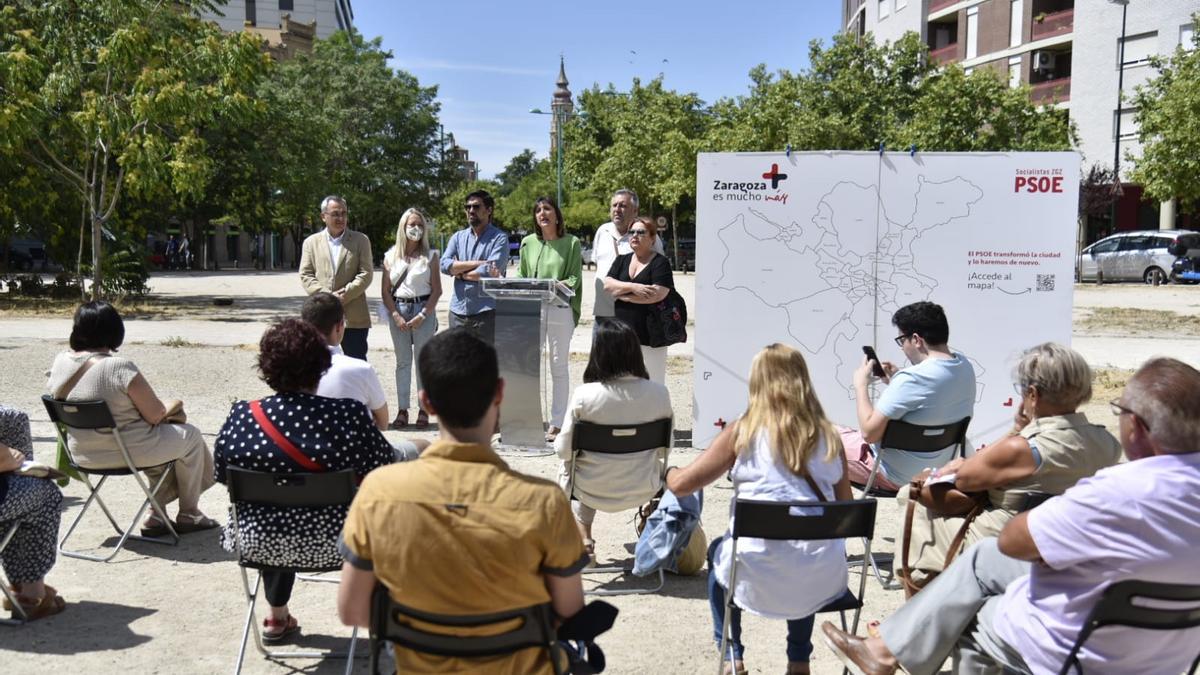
left=336, top=328, right=588, bottom=673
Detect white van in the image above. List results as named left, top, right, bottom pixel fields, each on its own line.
left=1079, top=230, right=1200, bottom=283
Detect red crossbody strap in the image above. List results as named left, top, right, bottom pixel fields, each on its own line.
left=249, top=400, right=326, bottom=472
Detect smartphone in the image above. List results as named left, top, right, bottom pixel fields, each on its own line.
left=862, top=345, right=886, bottom=378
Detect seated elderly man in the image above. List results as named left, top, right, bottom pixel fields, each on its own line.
left=336, top=329, right=587, bottom=673
left=822, top=357, right=1200, bottom=675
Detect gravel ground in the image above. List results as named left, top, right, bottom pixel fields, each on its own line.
left=0, top=270, right=1193, bottom=674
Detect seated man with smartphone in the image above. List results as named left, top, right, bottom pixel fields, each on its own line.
left=848, top=301, right=976, bottom=491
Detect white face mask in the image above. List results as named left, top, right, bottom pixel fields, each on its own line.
left=405, top=225, right=423, bottom=242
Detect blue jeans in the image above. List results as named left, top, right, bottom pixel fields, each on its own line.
left=388, top=299, right=438, bottom=410
left=707, top=536, right=815, bottom=662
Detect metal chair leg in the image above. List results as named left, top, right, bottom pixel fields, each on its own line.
left=0, top=523, right=26, bottom=626
left=59, top=468, right=179, bottom=562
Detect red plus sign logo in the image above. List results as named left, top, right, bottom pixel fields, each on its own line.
left=762, top=163, right=789, bottom=189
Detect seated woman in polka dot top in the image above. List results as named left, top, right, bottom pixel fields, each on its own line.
left=213, top=318, right=397, bottom=643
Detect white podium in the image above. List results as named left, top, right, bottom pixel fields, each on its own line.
left=482, top=278, right=573, bottom=450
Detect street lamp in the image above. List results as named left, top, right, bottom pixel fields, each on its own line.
left=529, top=107, right=565, bottom=207
left=1109, top=0, right=1129, bottom=235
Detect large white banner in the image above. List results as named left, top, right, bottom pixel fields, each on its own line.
left=694, top=151, right=1080, bottom=450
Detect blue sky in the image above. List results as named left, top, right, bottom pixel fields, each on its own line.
left=351, top=1, right=842, bottom=179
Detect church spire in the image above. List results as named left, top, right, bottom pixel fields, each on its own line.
left=550, top=56, right=573, bottom=158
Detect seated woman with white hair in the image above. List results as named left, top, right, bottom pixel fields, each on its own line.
left=894, top=342, right=1122, bottom=594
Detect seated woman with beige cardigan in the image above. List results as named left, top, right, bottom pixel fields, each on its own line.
left=896, top=342, right=1121, bottom=591
left=46, top=301, right=217, bottom=536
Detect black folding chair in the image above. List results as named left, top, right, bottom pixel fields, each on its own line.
left=717, top=497, right=877, bottom=675
left=857, top=416, right=971, bottom=588
left=566, top=418, right=672, bottom=596
left=226, top=467, right=361, bottom=675
left=41, top=395, right=180, bottom=562
left=1057, top=579, right=1200, bottom=675
left=369, top=584, right=566, bottom=675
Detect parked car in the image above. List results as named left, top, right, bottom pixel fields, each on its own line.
left=668, top=238, right=696, bottom=272
left=581, top=244, right=595, bottom=270
left=1079, top=230, right=1200, bottom=284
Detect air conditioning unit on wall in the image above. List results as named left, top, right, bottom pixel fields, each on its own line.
left=1033, top=51, right=1057, bottom=72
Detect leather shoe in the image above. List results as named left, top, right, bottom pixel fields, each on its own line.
left=820, top=621, right=896, bottom=675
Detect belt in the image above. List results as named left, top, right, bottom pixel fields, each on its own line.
left=396, top=294, right=430, bottom=304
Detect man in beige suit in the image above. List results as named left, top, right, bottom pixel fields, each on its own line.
left=299, top=195, right=374, bottom=360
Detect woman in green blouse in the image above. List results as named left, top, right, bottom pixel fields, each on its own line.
left=518, top=197, right=583, bottom=442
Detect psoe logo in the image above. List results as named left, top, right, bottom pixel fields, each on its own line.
left=1014, top=167, right=1064, bottom=193
left=711, top=163, right=790, bottom=203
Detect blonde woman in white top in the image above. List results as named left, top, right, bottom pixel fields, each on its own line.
left=667, top=343, right=852, bottom=675
left=381, top=208, right=442, bottom=429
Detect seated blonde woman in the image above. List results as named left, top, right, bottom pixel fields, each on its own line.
left=897, top=342, right=1121, bottom=590
left=554, top=318, right=673, bottom=561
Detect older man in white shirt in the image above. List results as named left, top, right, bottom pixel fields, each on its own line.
left=592, top=188, right=664, bottom=321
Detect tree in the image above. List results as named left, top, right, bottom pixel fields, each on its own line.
left=495, top=149, right=541, bottom=197
left=0, top=0, right=269, bottom=296
left=1129, top=17, right=1200, bottom=206
left=896, top=65, right=1074, bottom=151
left=262, top=31, right=448, bottom=252
left=563, top=78, right=710, bottom=218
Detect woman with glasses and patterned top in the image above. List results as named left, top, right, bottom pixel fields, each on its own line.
left=893, top=342, right=1121, bottom=594
left=517, top=197, right=583, bottom=442
left=602, top=216, right=674, bottom=383
left=381, top=208, right=442, bottom=429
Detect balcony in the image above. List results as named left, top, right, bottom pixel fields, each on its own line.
left=1031, top=9, right=1074, bottom=40
left=930, top=43, right=959, bottom=65
left=1030, top=77, right=1071, bottom=104
left=929, top=0, right=958, bottom=12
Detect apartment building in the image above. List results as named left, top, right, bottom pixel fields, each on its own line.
left=201, top=0, right=353, bottom=40
left=844, top=0, right=1199, bottom=235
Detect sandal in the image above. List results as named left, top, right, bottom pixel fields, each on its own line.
left=545, top=426, right=561, bottom=443
left=415, top=410, right=429, bottom=429
left=10, top=585, right=66, bottom=622
left=262, top=614, right=300, bottom=643
left=867, top=619, right=881, bottom=639
left=389, top=410, right=409, bottom=430
left=174, top=513, right=219, bottom=534
left=583, top=538, right=596, bottom=568
left=140, top=516, right=173, bottom=538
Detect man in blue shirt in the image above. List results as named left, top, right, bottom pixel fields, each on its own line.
left=850, top=301, right=976, bottom=490
left=439, top=190, right=509, bottom=344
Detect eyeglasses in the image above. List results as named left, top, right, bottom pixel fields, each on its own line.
left=893, top=334, right=913, bottom=347
left=1110, top=399, right=1150, bottom=430
left=324, top=211, right=348, bottom=219
left=464, top=203, right=484, bottom=211
left=628, top=229, right=649, bottom=237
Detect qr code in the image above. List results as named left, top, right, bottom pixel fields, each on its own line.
left=1036, top=274, right=1055, bottom=292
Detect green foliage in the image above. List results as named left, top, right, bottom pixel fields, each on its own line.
left=430, top=179, right=502, bottom=242
left=896, top=66, right=1074, bottom=151
left=81, top=244, right=149, bottom=298
left=558, top=30, right=1072, bottom=224
left=0, top=0, right=269, bottom=296
left=494, top=161, right=555, bottom=233
left=495, top=150, right=541, bottom=197
left=263, top=31, right=449, bottom=248
left=1129, top=16, right=1200, bottom=206
left=560, top=198, right=610, bottom=235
